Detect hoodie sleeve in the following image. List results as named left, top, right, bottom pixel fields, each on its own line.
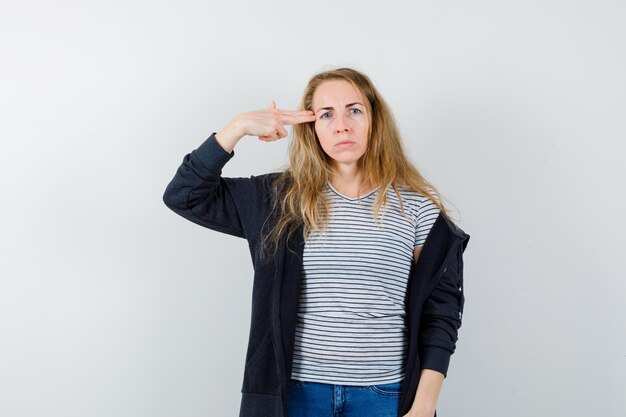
left=162, top=132, right=263, bottom=240
left=418, top=237, right=469, bottom=377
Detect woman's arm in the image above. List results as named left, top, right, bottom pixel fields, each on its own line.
left=162, top=103, right=315, bottom=238
left=162, top=132, right=254, bottom=238
left=403, top=240, right=446, bottom=417
left=408, top=247, right=445, bottom=417
left=407, top=238, right=467, bottom=417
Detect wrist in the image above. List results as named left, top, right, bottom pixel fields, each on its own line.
left=215, top=122, right=244, bottom=153
left=411, top=398, right=437, bottom=410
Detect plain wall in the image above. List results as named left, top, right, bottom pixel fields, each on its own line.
left=1, top=0, right=625, bottom=416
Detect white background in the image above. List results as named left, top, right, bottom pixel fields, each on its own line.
left=1, top=0, right=625, bottom=416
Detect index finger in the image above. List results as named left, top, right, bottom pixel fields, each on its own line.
left=280, top=111, right=317, bottom=125
left=275, top=108, right=314, bottom=116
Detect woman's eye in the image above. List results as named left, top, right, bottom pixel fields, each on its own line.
left=351, top=108, right=362, bottom=115
left=320, top=112, right=331, bottom=119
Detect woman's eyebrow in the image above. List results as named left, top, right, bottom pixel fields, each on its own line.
left=314, top=102, right=364, bottom=113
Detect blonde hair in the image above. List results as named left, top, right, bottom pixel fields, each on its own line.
left=260, top=67, right=457, bottom=260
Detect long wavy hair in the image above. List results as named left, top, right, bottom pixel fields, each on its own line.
left=260, top=67, right=456, bottom=261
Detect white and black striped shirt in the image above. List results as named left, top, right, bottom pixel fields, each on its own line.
left=290, top=181, right=441, bottom=385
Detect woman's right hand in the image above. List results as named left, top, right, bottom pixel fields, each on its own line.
left=215, top=100, right=316, bottom=153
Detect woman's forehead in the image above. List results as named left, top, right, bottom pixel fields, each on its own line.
left=312, top=80, right=366, bottom=108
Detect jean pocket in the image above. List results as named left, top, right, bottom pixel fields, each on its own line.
left=369, top=381, right=403, bottom=396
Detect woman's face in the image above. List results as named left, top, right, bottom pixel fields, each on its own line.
left=312, top=80, right=369, bottom=169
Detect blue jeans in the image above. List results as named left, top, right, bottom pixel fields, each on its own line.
left=287, top=379, right=403, bottom=417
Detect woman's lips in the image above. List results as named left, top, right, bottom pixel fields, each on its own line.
left=335, top=141, right=355, bottom=148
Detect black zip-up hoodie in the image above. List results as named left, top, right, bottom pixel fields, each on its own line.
left=163, top=133, right=470, bottom=417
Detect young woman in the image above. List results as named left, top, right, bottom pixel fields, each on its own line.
left=163, top=67, right=470, bottom=417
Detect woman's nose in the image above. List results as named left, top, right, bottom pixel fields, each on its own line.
left=334, top=114, right=350, bottom=132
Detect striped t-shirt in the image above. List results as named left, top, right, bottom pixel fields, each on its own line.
left=290, top=181, right=441, bottom=385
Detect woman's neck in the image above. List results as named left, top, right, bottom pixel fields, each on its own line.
left=329, top=163, right=375, bottom=199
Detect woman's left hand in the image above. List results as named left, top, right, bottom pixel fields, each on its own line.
left=402, top=404, right=436, bottom=417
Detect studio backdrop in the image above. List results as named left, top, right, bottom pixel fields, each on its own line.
left=0, top=1, right=624, bottom=416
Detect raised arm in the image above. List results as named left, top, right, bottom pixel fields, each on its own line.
left=162, top=101, right=316, bottom=239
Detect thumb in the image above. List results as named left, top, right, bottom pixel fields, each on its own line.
left=269, top=100, right=276, bottom=109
